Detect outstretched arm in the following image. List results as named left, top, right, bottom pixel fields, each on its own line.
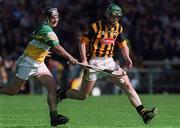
left=53, top=44, right=77, bottom=64
left=46, top=31, right=77, bottom=64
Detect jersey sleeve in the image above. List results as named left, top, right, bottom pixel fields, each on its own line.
left=79, top=23, right=96, bottom=45
left=46, top=32, right=59, bottom=47
left=31, top=23, right=60, bottom=48
left=116, top=26, right=127, bottom=48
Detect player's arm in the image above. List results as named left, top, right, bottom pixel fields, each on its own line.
left=47, top=32, right=77, bottom=64
left=79, top=23, right=96, bottom=64
left=53, top=45, right=77, bottom=64
left=117, top=30, right=132, bottom=68
left=79, top=41, right=87, bottom=64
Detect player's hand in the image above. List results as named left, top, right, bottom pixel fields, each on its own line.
left=81, top=60, right=88, bottom=69
left=68, top=56, right=77, bottom=64
left=81, top=60, right=88, bottom=65
left=46, top=52, right=52, bottom=57
left=125, top=57, right=132, bottom=69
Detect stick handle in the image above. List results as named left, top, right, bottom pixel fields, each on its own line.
left=67, top=61, right=127, bottom=78
left=76, top=62, right=102, bottom=71
left=67, top=61, right=97, bottom=70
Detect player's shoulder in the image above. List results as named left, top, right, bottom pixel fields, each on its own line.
left=37, top=21, right=53, bottom=34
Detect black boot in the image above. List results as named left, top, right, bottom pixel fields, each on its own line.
left=50, top=114, right=69, bottom=126
left=142, top=107, right=158, bottom=124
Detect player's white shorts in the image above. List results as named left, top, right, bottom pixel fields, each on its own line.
left=85, top=57, right=120, bottom=81
left=15, top=54, right=52, bottom=80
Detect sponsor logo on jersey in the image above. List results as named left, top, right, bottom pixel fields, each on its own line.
left=100, top=38, right=115, bottom=44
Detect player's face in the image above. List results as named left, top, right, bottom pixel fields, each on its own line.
left=49, top=16, right=59, bottom=27
left=108, top=14, right=119, bottom=25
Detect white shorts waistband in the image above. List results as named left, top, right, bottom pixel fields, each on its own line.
left=22, top=54, right=43, bottom=65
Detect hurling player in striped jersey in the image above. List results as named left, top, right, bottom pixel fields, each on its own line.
left=57, top=3, right=158, bottom=124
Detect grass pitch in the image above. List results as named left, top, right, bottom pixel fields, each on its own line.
left=0, top=94, right=180, bottom=128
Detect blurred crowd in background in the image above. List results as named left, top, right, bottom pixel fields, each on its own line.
left=0, top=0, right=180, bottom=94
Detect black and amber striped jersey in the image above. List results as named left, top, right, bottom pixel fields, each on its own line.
left=80, top=20, right=127, bottom=58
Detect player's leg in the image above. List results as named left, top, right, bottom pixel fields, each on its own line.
left=0, top=55, right=33, bottom=95
left=111, top=75, right=142, bottom=107
left=110, top=75, right=158, bottom=124
left=35, top=73, right=69, bottom=126
left=65, top=77, right=96, bottom=100
left=57, top=69, right=97, bottom=102
left=0, top=76, right=26, bottom=95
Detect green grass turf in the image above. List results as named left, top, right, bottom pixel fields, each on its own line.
left=0, top=94, right=180, bottom=128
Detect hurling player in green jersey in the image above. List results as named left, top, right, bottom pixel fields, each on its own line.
left=0, top=7, right=77, bottom=127
left=57, top=3, right=158, bottom=124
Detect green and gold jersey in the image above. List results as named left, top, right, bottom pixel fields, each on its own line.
left=24, top=22, right=59, bottom=62
left=80, top=20, right=127, bottom=58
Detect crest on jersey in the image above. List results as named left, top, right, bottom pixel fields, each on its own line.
left=47, top=32, right=59, bottom=41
